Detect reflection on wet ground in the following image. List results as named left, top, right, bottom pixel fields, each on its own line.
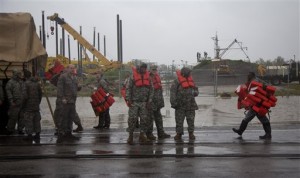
left=39, top=96, right=300, bottom=130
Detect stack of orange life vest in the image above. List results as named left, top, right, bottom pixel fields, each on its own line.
left=235, top=81, right=277, bottom=116
left=90, top=87, right=115, bottom=116
left=44, top=60, right=65, bottom=86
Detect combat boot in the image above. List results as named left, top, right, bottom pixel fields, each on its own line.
left=232, top=120, right=248, bottom=136
left=139, top=132, right=150, bottom=144
left=158, top=132, right=171, bottom=139
left=174, top=133, right=182, bottom=141
left=33, top=132, right=40, bottom=140
left=73, top=124, right=83, bottom=132
left=259, top=122, right=272, bottom=139
left=189, top=132, right=196, bottom=140
left=146, top=133, right=157, bottom=141
left=127, top=133, right=134, bottom=145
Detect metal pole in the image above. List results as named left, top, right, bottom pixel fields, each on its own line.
left=42, top=11, right=46, bottom=49
left=117, top=14, right=120, bottom=61
left=120, top=20, right=123, bottom=63
left=62, top=18, right=65, bottom=57
left=79, top=26, right=82, bottom=77
left=55, top=21, right=58, bottom=56
left=68, top=35, right=71, bottom=63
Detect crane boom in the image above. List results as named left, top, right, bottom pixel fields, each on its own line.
left=47, top=13, right=121, bottom=70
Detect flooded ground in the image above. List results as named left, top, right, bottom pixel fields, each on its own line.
left=40, top=94, right=300, bottom=130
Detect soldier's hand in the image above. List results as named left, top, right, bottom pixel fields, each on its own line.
left=127, top=101, right=132, bottom=107
left=62, top=98, right=67, bottom=104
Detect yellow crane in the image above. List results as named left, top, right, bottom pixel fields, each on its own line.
left=47, top=13, right=121, bottom=71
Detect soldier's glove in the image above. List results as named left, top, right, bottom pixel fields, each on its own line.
left=127, top=101, right=132, bottom=107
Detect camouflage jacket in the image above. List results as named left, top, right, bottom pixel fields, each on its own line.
left=170, top=79, right=198, bottom=111
left=150, top=74, right=164, bottom=110
left=22, top=77, right=42, bottom=112
left=57, top=72, right=78, bottom=104
left=126, top=75, right=154, bottom=103
left=5, top=76, right=23, bottom=106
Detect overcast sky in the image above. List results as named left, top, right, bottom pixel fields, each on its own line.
left=1, top=0, right=299, bottom=65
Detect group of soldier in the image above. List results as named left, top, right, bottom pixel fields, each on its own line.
left=0, top=63, right=272, bottom=143
left=0, top=69, right=42, bottom=141
left=124, top=63, right=199, bottom=145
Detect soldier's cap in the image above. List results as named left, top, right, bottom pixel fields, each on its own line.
left=150, top=65, right=158, bottom=70
left=140, top=63, right=147, bottom=69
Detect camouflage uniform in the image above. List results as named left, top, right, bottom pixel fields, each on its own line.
left=5, top=70, right=24, bottom=133
left=22, top=77, right=42, bottom=137
left=56, top=69, right=79, bottom=135
left=170, top=68, right=198, bottom=139
left=146, top=66, right=170, bottom=139
left=54, top=98, right=82, bottom=133
left=94, top=74, right=111, bottom=129
left=126, top=64, right=153, bottom=144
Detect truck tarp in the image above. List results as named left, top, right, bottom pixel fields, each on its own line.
left=0, top=12, right=47, bottom=63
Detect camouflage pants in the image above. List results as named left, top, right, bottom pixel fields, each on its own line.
left=175, top=109, right=195, bottom=134
left=54, top=102, right=81, bottom=130
left=24, top=111, right=41, bottom=134
left=146, top=108, right=164, bottom=135
left=7, top=105, right=23, bottom=132
left=128, top=102, right=149, bottom=133
left=59, top=103, right=76, bottom=134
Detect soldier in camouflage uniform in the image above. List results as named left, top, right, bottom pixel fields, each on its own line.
left=22, top=72, right=42, bottom=140
left=93, top=71, right=111, bottom=129
left=146, top=65, right=170, bottom=140
left=170, top=67, right=199, bottom=141
left=5, top=69, right=25, bottom=135
left=56, top=64, right=80, bottom=139
left=126, top=63, right=153, bottom=145
left=54, top=69, right=83, bottom=135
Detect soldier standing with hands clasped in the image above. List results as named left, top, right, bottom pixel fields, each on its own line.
left=170, top=67, right=199, bottom=141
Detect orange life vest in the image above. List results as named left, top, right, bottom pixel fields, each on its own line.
left=235, top=81, right=277, bottom=116
left=151, top=72, right=162, bottom=89
left=132, top=67, right=150, bottom=87
left=90, top=87, right=115, bottom=115
left=176, top=70, right=195, bottom=88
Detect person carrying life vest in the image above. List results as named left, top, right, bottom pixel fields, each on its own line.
left=170, top=67, right=199, bottom=141
left=93, top=70, right=114, bottom=129
left=232, top=72, right=274, bottom=139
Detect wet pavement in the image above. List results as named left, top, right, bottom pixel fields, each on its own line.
left=0, top=94, right=299, bottom=177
